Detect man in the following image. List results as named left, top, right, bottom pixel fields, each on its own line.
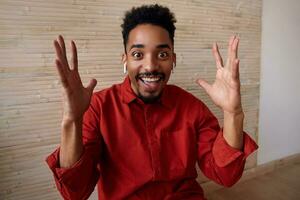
left=46, top=4, right=258, bottom=200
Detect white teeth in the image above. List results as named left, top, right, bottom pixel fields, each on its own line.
left=141, top=77, right=160, bottom=82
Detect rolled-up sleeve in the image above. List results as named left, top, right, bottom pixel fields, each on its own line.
left=212, top=131, right=258, bottom=167
left=45, top=94, right=103, bottom=200
left=197, top=104, right=258, bottom=187
left=46, top=144, right=100, bottom=200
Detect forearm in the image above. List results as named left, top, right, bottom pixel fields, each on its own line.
left=59, top=118, right=84, bottom=168
left=223, top=111, right=244, bottom=150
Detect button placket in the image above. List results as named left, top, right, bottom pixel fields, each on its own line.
left=144, top=105, right=161, bottom=179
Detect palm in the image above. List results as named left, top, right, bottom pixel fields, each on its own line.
left=197, top=36, right=242, bottom=114
left=62, top=70, right=93, bottom=122
left=54, top=35, right=97, bottom=122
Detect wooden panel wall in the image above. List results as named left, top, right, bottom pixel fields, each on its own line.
left=0, top=0, right=261, bottom=199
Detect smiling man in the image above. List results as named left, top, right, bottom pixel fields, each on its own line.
left=46, top=4, right=258, bottom=200
left=123, top=23, right=175, bottom=103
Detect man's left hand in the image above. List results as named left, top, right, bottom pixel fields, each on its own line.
left=197, top=35, right=242, bottom=115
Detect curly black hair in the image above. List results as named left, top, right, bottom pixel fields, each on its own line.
left=121, top=4, right=177, bottom=51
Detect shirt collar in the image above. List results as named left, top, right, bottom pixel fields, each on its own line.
left=120, top=76, right=173, bottom=109
left=121, top=76, right=137, bottom=104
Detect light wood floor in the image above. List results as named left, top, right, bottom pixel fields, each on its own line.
left=206, top=162, right=300, bottom=200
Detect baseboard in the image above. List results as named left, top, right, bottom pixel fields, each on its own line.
left=201, top=152, right=300, bottom=194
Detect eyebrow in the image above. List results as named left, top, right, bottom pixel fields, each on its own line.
left=129, top=44, right=144, bottom=50
left=156, top=44, right=171, bottom=49
left=129, top=43, right=171, bottom=51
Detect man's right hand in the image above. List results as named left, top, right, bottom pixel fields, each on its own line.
left=53, top=35, right=97, bottom=167
left=54, top=35, right=97, bottom=123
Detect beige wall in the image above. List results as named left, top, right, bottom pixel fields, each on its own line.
left=258, top=0, right=300, bottom=165
left=0, top=0, right=261, bottom=199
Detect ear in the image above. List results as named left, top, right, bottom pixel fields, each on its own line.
left=122, top=53, right=127, bottom=64
left=173, top=52, right=176, bottom=66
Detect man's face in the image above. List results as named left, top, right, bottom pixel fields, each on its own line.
left=123, top=24, right=176, bottom=103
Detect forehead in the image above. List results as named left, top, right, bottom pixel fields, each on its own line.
left=127, top=24, right=173, bottom=50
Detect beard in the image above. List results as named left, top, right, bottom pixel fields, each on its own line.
left=138, top=93, right=161, bottom=104
left=135, top=71, right=166, bottom=104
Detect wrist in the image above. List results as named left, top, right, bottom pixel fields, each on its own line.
left=223, top=108, right=244, bottom=118
left=61, top=118, right=83, bottom=140
left=61, top=117, right=83, bottom=128
left=224, top=110, right=244, bottom=127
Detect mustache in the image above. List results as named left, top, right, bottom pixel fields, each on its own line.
left=136, top=72, right=165, bottom=79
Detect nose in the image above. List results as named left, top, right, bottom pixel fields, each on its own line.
left=144, top=54, right=159, bottom=71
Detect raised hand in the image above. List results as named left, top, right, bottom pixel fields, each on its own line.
left=54, top=35, right=97, bottom=123
left=197, top=36, right=242, bottom=114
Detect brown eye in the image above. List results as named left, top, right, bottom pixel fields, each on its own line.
left=158, top=52, right=169, bottom=59
left=132, top=52, right=143, bottom=60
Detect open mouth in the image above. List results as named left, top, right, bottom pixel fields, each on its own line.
left=135, top=72, right=165, bottom=93
left=137, top=72, right=165, bottom=84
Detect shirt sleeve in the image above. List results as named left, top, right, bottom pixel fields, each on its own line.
left=196, top=103, right=258, bottom=187
left=45, top=95, right=103, bottom=200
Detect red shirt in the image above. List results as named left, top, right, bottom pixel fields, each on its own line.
left=46, top=76, right=258, bottom=200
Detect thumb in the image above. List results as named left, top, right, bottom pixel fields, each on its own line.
left=87, top=78, right=97, bottom=93
left=196, top=78, right=212, bottom=94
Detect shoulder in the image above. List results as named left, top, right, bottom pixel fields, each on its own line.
left=167, top=84, right=217, bottom=121
left=91, top=82, right=123, bottom=105
left=165, top=84, right=215, bottom=124
left=165, top=84, right=213, bottom=119
left=166, top=84, right=205, bottom=106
